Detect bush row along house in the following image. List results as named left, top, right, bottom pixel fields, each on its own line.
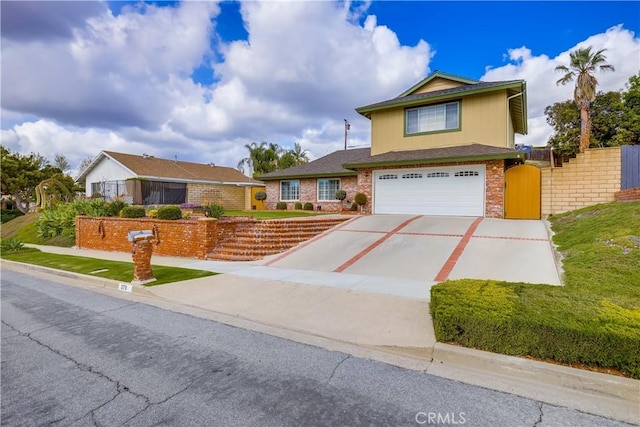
left=75, top=151, right=264, bottom=210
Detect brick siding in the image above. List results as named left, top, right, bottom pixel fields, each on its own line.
left=264, top=176, right=358, bottom=211
left=187, top=183, right=247, bottom=210
left=541, top=147, right=621, bottom=216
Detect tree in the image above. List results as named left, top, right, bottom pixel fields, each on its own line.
left=237, top=142, right=283, bottom=178
left=0, top=146, right=62, bottom=213
left=290, top=142, right=309, bottom=165
left=53, top=153, right=71, bottom=173
left=77, top=155, right=94, bottom=175
left=546, top=74, right=640, bottom=156
left=555, top=46, right=615, bottom=153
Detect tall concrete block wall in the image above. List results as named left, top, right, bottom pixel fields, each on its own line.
left=541, top=147, right=621, bottom=216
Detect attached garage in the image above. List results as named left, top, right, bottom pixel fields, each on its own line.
left=373, top=164, right=486, bottom=216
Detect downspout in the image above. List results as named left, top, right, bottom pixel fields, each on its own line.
left=506, top=92, right=523, bottom=149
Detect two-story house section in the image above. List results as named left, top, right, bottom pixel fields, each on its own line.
left=348, top=71, right=528, bottom=217
left=259, top=71, right=528, bottom=218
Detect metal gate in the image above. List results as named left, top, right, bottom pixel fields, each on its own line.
left=505, top=164, right=541, bottom=219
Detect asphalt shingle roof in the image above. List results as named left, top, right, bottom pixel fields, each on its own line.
left=343, top=144, right=524, bottom=168
left=95, top=151, right=261, bottom=185
left=258, top=148, right=372, bottom=180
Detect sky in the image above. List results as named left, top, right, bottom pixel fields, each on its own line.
left=1, top=1, right=639, bottom=177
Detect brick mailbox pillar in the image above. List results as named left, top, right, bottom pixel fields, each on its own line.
left=131, top=235, right=156, bottom=284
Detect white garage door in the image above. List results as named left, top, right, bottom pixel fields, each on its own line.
left=373, top=165, right=485, bottom=216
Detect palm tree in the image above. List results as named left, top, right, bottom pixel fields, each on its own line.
left=290, top=142, right=309, bottom=165
left=555, top=46, right=615, bottom=153
left=237, top=142, right=281, bottom=178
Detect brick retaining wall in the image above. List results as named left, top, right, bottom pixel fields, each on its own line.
left=76, top=216, right=218, bottom=259
left=614, top=186, right=640, bottom=202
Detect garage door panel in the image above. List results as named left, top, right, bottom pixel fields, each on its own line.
left=373, top=165, right=485, bottom=216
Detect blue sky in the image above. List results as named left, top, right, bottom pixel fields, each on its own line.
left=1, top=1, right=639, bottom=173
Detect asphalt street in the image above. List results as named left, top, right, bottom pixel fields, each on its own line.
left=1, top=270, right=633, bottom=426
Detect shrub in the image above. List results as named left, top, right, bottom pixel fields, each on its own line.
left=254, top=191, right=267, bottom=202
left=276, top=202, right=287, bottom=210
left=1, top=237, right=25, bottom=252
left=147, top=209, right=158, bottom=218
left=206, top=203, right=225, bottom=219
left=294, top=202, right=303, bottom=210
left=120, top=206, right=146, bottom=218
left=1, top=209, right=24, bottom=224
left=354, top=193, right=368, bottom=206
left=156, top=205, right=182, bottom=220
left=350, top=202, right=358, bottom=211
left=83, top=199, right=110, bottom=217
left=107, top=200, right=128, bottom=217
left=303, top=202, right=314, bottom=211
left=335, top=190, right=347, bottom=201
left=36, top=203, right=78, bottom=240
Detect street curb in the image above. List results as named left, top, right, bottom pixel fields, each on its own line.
left=1, top=260, right=152, bottom=296
left=430, top=343, right=640, bottom=425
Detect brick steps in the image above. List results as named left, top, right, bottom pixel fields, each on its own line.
left=207, top=216, right=349, bottom=261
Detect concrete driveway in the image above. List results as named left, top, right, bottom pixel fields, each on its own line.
left=263, top=215, right=562, bottom=285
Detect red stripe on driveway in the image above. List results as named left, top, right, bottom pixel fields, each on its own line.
left=264, top=216, right=359, bottom=266
left=434, top=217, right=483, bottom=282
left=333, top=216, right=422, bottom=273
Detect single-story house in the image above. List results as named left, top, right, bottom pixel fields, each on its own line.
left=260, top=71, right=530, bottom=218
left=75, top=151, right=264, bottom=210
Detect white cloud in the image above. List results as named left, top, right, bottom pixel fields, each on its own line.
left=2, top=1, right=432, bottom=169
left=483, top=25, right=639, bottom=146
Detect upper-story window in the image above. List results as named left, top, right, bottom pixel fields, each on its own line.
left=406, top=101, right=460, bottom=135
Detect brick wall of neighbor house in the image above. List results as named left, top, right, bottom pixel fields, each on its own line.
left=264, top=177, right=358, bottom=211
left=614, top=187, right=640, bottom=202
left=355, top=160, right=506, bottom=217
left=187, top=184, right=246, bottom=210
left=76, top=216, right=218, bottom=259
left=541, top=147, right=621, bottom=216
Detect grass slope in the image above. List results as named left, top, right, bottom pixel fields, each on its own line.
left=1, top=248, right=216, bottom=286
left=430, top=201, right=640, bottom=378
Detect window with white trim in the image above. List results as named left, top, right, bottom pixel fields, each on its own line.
left=406, top=101, right=459, bottom=134
left=317, top=178, right=341, bottom=201
left=280, top=180, right=300, bottom=201
left=454, top=171, right=479, bottom=177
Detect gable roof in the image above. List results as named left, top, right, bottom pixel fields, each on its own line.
left=258, top=148, right=372, bottom=180
left=356, top=72, right=528, bottom=135
left=398, top=71, right=479, bottom=97
left=342, top=144, right=525, bottom=169
left=75, top=151, right=263, bottom=186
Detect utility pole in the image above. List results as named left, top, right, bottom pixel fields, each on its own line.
left=344, top=119, right=350, bottom=150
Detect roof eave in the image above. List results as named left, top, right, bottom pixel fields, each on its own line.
left=343, top=152, right=525, bottom=169
left=259, top=171, right=358, bottom=181
left=398, top=71, right=479, bottom=97
left=356, top=81, right=525, bottom=118
left=135, top=175, right=263, bottom=186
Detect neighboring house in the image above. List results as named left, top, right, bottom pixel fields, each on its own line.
left=260, top=71, right=529, bottom=217
left=75, top=151, right=264, bottom=210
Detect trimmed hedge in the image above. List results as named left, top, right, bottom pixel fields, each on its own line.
left=430, top=279, right=640, bottom=378
left=156, top=205, right=182, bottom=220
left=120, top=206, right=146, bottom=218
left=276, top=202, right=287, bottom=210
left=294, top=202, right=303, bottom=210
left=303, top=202, right=314, bottom=211
left=354, top=192, right=367, bottom=206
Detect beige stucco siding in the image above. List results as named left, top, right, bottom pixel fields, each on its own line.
left=371, top=91, right=509, bottom=155
left=413, top=78, right=466, bottom=94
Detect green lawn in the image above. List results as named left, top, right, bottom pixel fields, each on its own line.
left=430, top=201, right=640, bottom=378
left=1, top=248, right=217, bottom=286
left=223, top=210, right=332, bottom=219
